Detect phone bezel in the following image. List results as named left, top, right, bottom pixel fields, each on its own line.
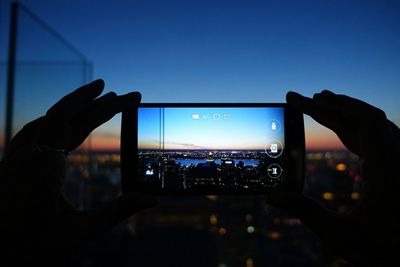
left=121, top=103, right=304, bottom=195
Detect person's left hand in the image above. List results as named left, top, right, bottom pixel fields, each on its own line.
left=0, top=79, right=157, bottom=263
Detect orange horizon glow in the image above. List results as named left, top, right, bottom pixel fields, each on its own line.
left=0, top=129, right=347, bottom=152
left=138, top=142, right=272, bottom=151
left=77, top=134, right=121, bottom=151
left=304, top=125, right=346, bottom=151
left=88, top=129, right=346, bottom=151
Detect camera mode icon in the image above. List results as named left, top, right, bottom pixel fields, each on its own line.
left=267, top=163, right=282, bottom=179
left=265, top=140, right=283, bottom=158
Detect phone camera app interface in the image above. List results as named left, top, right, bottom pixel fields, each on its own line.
left=138, top=107, right=285, bottom=193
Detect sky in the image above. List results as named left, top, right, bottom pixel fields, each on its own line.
left=138, top=107, right=284, bottom=150
left=0, top=0, right=399, bottom=151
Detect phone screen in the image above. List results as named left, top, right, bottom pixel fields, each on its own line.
left=136, top=106, right=286, bottom=194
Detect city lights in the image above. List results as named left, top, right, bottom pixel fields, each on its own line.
left=288, top=218, right=302, bottom=226
left=206, top=195, right=218, bottom=201
left=247, top=226, right=255, bottom=234
left=268, top=231, right=281, bottom=240
left=63, top=148, right=363, bottom=265
left=210, top=215, right=218, bottom=225
left=336, top=163, right=347, bottom=171
left=138, top=149, right=283, bottom=193
left=351, top=192, right=361, bottom=200
left=218, top=227, right=227, bottom=235
left=246, top=258, right=254, bottom=267
left=322, top=192, right=335, bottom=201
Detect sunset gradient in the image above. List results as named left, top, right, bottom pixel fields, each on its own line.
left=138, top=107, right=285, bottom=151
left=0, top=0, right=399, bottom=154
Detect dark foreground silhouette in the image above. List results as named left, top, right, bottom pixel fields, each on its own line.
left=268, top=90, right=400, bottom=266
left=0, top=80, right=398, bottom=266
left=0, top=80, right=157, bottom=265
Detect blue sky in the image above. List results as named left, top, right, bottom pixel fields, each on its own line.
left=138, top=107, right=284, bottom=150
left=0, top=0, right=399, bottom=150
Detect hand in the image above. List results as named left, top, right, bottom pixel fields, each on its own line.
left=267, top=90, right=400, bottom=266
left=0, top=80, right=157, bottom=263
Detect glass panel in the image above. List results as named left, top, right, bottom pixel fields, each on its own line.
left=1, top=4, right=92, bottom=209
left=13, top=5, right=90, bottom=134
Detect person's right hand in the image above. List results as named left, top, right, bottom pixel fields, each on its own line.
left=267, top=90, right=400, bottom=266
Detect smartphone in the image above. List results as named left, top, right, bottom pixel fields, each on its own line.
left=121, top=104, right=304, bottom=195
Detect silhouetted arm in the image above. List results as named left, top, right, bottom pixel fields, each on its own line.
left=267, top=90, right=400, bottom=266
left=0, top=80, right=157, bottom=265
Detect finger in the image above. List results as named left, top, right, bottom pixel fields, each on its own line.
left=313, top=90, right=387, bottom=123
left=46, top=79, right=105, bottom=121
left=67, top=92, right=141, bottom=150
left=286, top=91, right=314, bottom=113
left=287, top=91, right=364, bottom=154
left=62, top=193, right=157, bottom=248
left=313, top=91, right=389, bottom=155
left=286, top=91, right=344, bottom=133
left=77, top=91, right=141, bottom=129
